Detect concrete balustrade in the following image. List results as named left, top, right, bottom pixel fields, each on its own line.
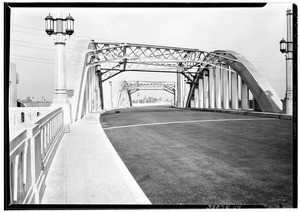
left=9, top=107, right=65, bottom=204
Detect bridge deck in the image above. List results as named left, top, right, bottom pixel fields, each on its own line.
left=100, top=106, right=293, bottom=207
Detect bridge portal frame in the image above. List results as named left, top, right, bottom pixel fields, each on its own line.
left=67, top=40, right=283, bottom=122
left=116, top=81, right=175, bottom=108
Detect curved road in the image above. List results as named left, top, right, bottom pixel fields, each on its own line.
left=100, top=106, right=293, bottom=207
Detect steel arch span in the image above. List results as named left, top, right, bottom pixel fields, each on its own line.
left=116, top=81, right=175, bottom=108
left=67, top=40, right=282, bottom=122
left=185, top=50, right=282, bottom=113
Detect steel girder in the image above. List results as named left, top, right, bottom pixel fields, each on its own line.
left=87, top=42, right=239, bottom=83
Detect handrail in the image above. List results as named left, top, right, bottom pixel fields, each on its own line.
left=9, top=107, right=65, bottom=204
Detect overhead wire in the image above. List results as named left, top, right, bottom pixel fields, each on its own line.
left=11, top=20, right=283, bottom=66
left=11, top=39, right=53, bottom=47
left=12, top=20, right=276, bottom=51
left=11, top=43, right=54, bottom=51
left=10, top=57, right=54, bottom=65
left=11, top=54, right=54, bottom=61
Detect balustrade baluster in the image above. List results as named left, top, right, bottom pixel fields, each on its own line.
left=13, top=155, right=19, bottom=202
left=48, top=122, right=51, bottom=144
left=51, top=118, right=53, bottom=141
left=23, top=140, right=28, bottom=185
left=40, top=128, right=44, bottom=156
left=56, top=116, right=58, bottom=135
left=54, top=116, right=57, bottom=136
left=44, top=125, right=47, bottom=150
left=47, top=123, right=50, bottom=145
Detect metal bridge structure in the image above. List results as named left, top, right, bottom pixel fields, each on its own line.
left=116, top=81, right=175, bottom=108
left=67, top=40, right=282, bottom=122
left=8, top=8, right=293, bottom=205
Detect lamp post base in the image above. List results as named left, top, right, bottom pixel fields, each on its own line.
left=284, top=96, right=293, bottom=115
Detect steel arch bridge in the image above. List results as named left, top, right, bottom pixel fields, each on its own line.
left=67, top=40, right=282, bottom=122
left=116, top=81, right=175, bottom=108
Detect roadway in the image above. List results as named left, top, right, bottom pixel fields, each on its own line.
left=100, top=105, right=293, bottom=207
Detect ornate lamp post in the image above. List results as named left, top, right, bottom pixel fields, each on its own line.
left=45, top=13, right=74, bottom=102
left=45, top=12, right=74, bottom=126
left=279, top=9, right=293, bottom=115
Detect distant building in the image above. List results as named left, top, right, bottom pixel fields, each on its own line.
left=9, top=62, right=19, bottom=107
left=18, top=99, right=52, bottom=107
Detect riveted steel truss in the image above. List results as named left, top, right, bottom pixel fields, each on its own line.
left=88, top=42, right=239, bottom=83
left=119, top=81, right=175, bottom=95
left=117, top=80, right=175, bottom=107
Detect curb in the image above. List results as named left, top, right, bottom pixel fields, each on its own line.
left=98, top=111, right=152, bottom=204
left=173, top=107, right=293, bottom=120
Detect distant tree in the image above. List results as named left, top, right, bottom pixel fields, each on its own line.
left=26, top=97, right=32, bottom=103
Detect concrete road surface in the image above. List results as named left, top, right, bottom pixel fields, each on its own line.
left=100, top=106, right=294, bottom=207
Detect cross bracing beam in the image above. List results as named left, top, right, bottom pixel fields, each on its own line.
left=68, top=40, right=283, bottom=122
left=117, top=80, right=175, bottom=108
left=88, top=42, right=239, bottom=83
left=119, top=81, right=175, bottom=95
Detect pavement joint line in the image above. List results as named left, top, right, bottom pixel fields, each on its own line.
left=103, top=118, right=276, bottom=130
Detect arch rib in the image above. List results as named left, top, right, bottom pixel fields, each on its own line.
left=216, top=50, right=282, bottom=113
left=67, top=40, right=282, bottom=123
left=186, top=50, right=282, bottom=113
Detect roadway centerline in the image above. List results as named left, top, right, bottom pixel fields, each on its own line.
left=102, top=118, right=275, bottom=130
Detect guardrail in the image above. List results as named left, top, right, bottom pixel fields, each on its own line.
left=9, top=107, right=65, bottom=204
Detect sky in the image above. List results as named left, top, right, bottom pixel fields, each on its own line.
left=9, top=2, right=293, bottom=106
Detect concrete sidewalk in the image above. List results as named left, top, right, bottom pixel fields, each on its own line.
left=41, top=112, right=151, bottom=204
